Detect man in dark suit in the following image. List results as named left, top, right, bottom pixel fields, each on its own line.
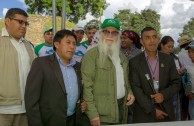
left=129, top=27, right=180, bottom=123
left=25, top=29, right=85, bottom=126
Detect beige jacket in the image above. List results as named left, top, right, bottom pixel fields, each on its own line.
left=0, top=32, right=34, bottom=105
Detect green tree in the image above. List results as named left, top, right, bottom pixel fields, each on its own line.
left=84, top=19, right=101, bottom=31
left=114, top=9, right=131, bottom=30
left=181, top=18, right=194, bottom=39
left=141, top=9, right=161, bottom=35
left=114, top=9, right=161, bottom=35
left=25, top=0, right=109, bottom=23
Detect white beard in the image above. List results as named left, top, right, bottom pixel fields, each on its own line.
left=98, top=35, right=121, bottom=65
left=98, top=34, right=125, bottom=98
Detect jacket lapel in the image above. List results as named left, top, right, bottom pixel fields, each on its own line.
left=158, top=52, right=165, bottom=90
left=139, top=53, right=154, bottom=88
left=49, top=54, right=66, bottom=94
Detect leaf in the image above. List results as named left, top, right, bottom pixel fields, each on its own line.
left=25, top=0, right=109, bottom=23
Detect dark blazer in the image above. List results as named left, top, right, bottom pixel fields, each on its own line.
left=129, top=52, right=180, bottom=123
left=25, top=53, right=82, bottom=126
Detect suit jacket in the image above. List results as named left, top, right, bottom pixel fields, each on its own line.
left=25, top=53, right=82, bottom=126
left=129, top=52, right=180, bottom=123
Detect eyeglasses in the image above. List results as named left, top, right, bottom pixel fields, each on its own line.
left=102, top=30, right=119, bottom=36
left=10, top=18, right=29, bottom=26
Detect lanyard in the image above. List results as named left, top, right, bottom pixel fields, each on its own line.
left=147, top=57, right=158, bottom=80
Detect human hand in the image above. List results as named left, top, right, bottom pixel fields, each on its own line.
left=151, top=93, right=164, bottom=103
left=155, top=108, right=168, bottom=120
left=91, top=117, right=100, bottom=126
left=188, top=92, right=194, bottom=100
left=178, top=67, right=185, bottom=75
left=126, top=94, right=135, bottom=106
left=81, top=99, right=86, bottom=113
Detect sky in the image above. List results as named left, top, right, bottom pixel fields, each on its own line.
left=1, top=0, right=194, bottom=45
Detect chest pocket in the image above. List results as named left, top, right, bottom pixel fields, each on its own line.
left=95, top=59, right=113, bottom=80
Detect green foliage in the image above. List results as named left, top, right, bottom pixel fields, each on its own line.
left=25, top=0, right=109, bottom=23
left=0, top=23, right=4, bottom=29
left=114, top=9, right=161, bottom=36
left=173, top=47, right=181, bottom=54
left=181, top=18, right=194, bottom=39
left=84, top=19, right=100, bottom=32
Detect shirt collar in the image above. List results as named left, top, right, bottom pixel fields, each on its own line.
left=144, top=51, right=159, bottom=59
left=55, top=52, right=76, bottom=67
left=1, top=28, right=9, bottom=37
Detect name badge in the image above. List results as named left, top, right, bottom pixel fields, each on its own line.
left=153, top=81, right=159, bottom=93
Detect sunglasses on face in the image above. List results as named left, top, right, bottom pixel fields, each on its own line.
left=102, top=30, right=119, bottom=36
left=10, top=18, right=29, bottom=26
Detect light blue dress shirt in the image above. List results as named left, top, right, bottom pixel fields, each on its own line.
left=56, top=53, right=78, bottom=116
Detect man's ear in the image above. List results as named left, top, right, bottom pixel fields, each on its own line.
left=53, top=42, right=59, bottom=50
left=140, top=39, right=144, bottom=46
left=4, top=18, right=10, bottom=26
left=157, top=36, right=161, bottom=43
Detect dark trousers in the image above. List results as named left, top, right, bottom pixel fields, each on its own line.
left=67, top=113, right=76, bottom=126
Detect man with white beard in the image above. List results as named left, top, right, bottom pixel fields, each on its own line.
left=81, top=19, right=135, bottom=126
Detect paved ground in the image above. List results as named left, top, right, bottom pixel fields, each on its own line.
left=102, top=121, right=194, bottom=126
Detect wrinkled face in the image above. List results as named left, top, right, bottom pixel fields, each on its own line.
left=101, top=26, right=119, bottom=47
left=5, top=14, right=28, bottom=41
left=121, top=35, right=133, bottom=49
left=140, top=30, right=159, bottom=53
left=54, top=36, right=76, bottom=61
left=86, top=28, right=97, bottom=42
left=74, top=30, right=84, bottom=43
left=44, top=31, right=53, bottom=45
left=188, top=48, right=194, bottom=62
left=161, top=41, right=174, bottom=54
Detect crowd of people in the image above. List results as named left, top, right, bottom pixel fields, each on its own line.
left=0, top=8, right=194, bottom=126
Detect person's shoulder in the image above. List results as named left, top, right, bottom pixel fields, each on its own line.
left=34, top=43, right=45, bottom=51
left=159, top=52, right=172, bottom=59
left=35, top=53, right=54, bottom=62
left=130, top=52, right=144, bottom=62
left=81, top=40, right=87, bottom=44
left=86, top=46, right=98, bottom=54
left=79, top=41, right=88, bottom=48
left=83, top=46, right=98, bottom=60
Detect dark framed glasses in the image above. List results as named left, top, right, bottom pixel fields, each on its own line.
left=10, top=18, right=29, bottom=26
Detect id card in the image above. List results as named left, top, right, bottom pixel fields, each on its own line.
left=153, top=81, right=159, bottom=93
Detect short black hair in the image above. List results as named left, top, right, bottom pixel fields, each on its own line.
left=158, top=36, right=174, bottom=51
left=53, top=29, right=77, bottom=51
left=141, top=27, right=156, bottom=38
left=5, top=8, right=28, bottom=18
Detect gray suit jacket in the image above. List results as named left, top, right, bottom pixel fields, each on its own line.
left=25, top=53, right=82, bottom=126
left=129, top=52, right=180, bottom=123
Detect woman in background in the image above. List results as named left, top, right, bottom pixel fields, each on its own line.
left=158, top=35, right=185, bottom=121
left=121, top=30, right=142, bottom=60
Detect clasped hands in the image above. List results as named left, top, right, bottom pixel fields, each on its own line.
left=150, top=93, right=168, bottom=120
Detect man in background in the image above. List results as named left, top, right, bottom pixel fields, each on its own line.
left=185, top=42, right=194, bottom=120
left=72, top=25, right=86, bottom=62
left=34, top=26, right=54, bottom=57
left=82, top=24, right=98, bottom=48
